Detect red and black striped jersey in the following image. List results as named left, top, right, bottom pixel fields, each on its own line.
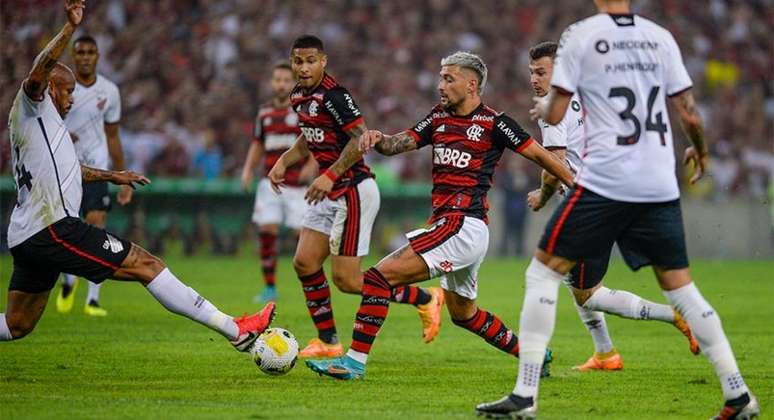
left=408, top=103, right=534, bottom=223
left=290, top=73, right=373, bottom=199
left=253, top=103, right=305, bottom=186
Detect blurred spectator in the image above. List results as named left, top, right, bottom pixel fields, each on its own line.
left=0, top=0, right=770, bottom=199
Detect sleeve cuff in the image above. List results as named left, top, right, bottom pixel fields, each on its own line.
left=341, top=116, right=365, bottom=132
left=667, top=85, right=693, bottom=97
left=515, top=137, right=535, bottom=153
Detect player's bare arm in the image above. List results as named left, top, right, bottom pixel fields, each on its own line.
left=269, top=134, right=310, bottom=193
left=305, top=122, right=367, bottom=204
left=23, top=0, right=84, bottom=99
left=105, top=122, right=133, bottom=205
left=81, top=165, right=150, bottom=189
left=670, top=89, right=709, bottom=184
left=519, top=142, right=574, bottom=188
left=241, top=140, right=264, bottom=191
left=528, top=148, right=567, bottom=211
left=361, top=130, right=418, bottom=156
left=530, top=87, right=572, bottom=125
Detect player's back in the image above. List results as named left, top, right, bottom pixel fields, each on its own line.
left=64, top=74, right=121, bottom=169
left=7, top=87, right=82, bottom=247
left=552, top=13, right=693, bottom=202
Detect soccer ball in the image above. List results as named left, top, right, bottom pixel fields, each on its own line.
left=251, top=328, right=299, bottom=375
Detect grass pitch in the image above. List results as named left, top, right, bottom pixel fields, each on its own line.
left=0, top=252, right=771, bottom=419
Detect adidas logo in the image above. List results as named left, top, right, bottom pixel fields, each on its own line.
left=436, top=124, right=446, bottom=132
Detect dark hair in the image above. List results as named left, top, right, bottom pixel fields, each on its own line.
left=273, top=61, right=292, bottom=72
left=73, top=34, right=98, bottom=48
left=529, top=41, right=558, bottom=61
left=291, top=35, right=324, bottom=52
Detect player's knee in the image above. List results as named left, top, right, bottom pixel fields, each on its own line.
left=134, top=250, right=166, bottom=284
left=331, top=269, right=361, bottom=294
left=292, top=254, right=319, bottom=276
left=6, top=315, right=36, bottom=339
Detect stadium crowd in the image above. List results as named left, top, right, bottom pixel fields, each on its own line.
left=1, top=0, right=771, bottom=199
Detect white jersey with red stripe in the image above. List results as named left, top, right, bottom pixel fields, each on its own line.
left=551, top=13, right=693, bottom=202
left=538, top=92, right=584, bottom=173
left=7, top=87, right=82, bottom=248
left=64, top=74, right=121, bottom=169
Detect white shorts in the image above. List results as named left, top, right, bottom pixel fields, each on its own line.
left=252, top=178, right=308, bottom=230
left=302, top=177, right=380, bottom=257
left=406, top=215, right=489, bottom=299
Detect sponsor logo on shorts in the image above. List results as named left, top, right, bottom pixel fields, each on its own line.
left=103, top=233, right=124, bottom=254
left=539, top=297, right=556, bottom=305
left=439, top=260, right=454, bottom=273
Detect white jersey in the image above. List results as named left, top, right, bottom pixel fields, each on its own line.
left=552, top=13, right=693, bottom=202
left=7, top=87, right=82, bottom=247
left=64, top=74, right=121, bottom=169
left=538, top=92, right=584, bottom=173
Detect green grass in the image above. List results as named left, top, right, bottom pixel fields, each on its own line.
left=0, top=252, right=772, bottom=419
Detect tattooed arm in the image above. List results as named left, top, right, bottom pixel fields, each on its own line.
left=670, top=89, right=708, bottom=184
left=23, top=1, right=84, bottom=100
left=81, top=165, right=150, bottom=188
left=325, top=123, right=369, bottom=177
left=304, top=122, right=368, bottom=204
left=370, top=131, right=419, bottom=156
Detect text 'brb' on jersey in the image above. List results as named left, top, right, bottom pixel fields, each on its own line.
left=290, top=74, right=373, bottom=199
left=7, top=87, right=82, bottom=248
left=552, top=13, right=693, bottom=202
left=253, top=103, right=304, bottom=186
left=408, top=103, right=534, bottom=223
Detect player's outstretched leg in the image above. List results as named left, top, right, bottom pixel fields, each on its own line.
left=113, top=243, right=276, bottom=352
left=331, top=253, right=444, bottom=344
left=307, top=244, right=431, bottom=380
left=658, top=269, right=758, bottom=419
left=580, top=285, right=699, bottom=355
left=56, top=273, right=78, bottom=314
left=255, top=228, right=279, bottom=303
left=447, top=291, right=552, bottom=377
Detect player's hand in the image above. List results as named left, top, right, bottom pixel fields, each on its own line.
left=240, top=170, right=254, bottom=192
left=683, top=146, right=709, bottom=184
left=110, top=170, right=150, bottom=189
left=359, top=130, right=384, bottom=153
left=305, top=175, right=333, bottom=205
left=65, top=0, right=85, bottom=27
left=117, top=185, right=133, bottom=205
left=529, top=96, right=549, bottom=121
left=267, top=162, right=286, bottom=194
left=527, top=189, right=546, bottom=211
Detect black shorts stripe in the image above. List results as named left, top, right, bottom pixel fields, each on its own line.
left=409, top=215, right=465, bottom=254
left=338, top=187, right=361, bottom=256
left=37, top=117, right=69, bottom=217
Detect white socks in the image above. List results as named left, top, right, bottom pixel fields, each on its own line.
left=584, top=287, right=674, bottom=323
left=146, top=268, right=239, bottom=340
left=664, top=282, right=748, bottom=400
left=0, top=314, right=12, bottom=341
left=513, top=258, right=565, bottom=398
left=87, top=282, right=101, bottom=303
left=346, top=349, right=368, bottom=364
left=573, top=302, right=614, bottom=354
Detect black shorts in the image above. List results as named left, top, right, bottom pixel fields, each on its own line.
left=568, top=247, right=612, bottom=290
left=9, top=217, right=131, bottom=293
left=539, top=186, right=689, bottom=272
left=81, top=181, right=111, bottom=214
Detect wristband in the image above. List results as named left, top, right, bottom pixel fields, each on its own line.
left=323, top=169, right=338, bottom=182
